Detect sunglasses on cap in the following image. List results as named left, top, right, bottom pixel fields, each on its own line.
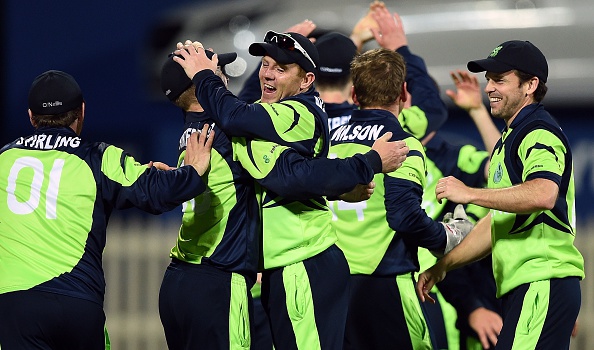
left=263, top=31, right=317, bottom=69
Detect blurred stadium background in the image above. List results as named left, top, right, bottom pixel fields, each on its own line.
left=3, top=0, right=593, bottom=348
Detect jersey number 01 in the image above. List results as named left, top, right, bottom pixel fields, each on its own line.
left=6, top=156, right=64, bottom=219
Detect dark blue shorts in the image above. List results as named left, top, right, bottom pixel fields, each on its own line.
left=158, top=259, right=253, bottom=350
left=0, top=290, right=106, bottom=350
left=252, top=296, right=273, bottom=350
left=496, top=277, right=581, bottom=349
left=344, top=273, right=433, bottom=349
left=261, top=244, right=350, bottom=350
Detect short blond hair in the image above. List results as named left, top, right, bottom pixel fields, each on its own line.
left=350, top=48, right=406, bottom=109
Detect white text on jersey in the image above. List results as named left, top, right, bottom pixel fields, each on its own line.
left=330, top=124, right=385, bottom=142
left=16, top=134, right=81, bottom=149
left=179, top=127, right=198, bottom=150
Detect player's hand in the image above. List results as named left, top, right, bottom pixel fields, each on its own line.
left=350, top=2, right=380, bottom=49
left=445, top=70, right=483, bottom=112
left=285, top=20, right=317, bottom=40
left=184, top=124, right=215, bottom=176
left=416, top=264, right=447, bottom=304
left=372, top=132, right=409, bottom=173
left=146, top=161, right=174, bottom=170
left=436, top=176, right=474, bottom=204
left=369, top=3, right=407, bottom=51
left=338, top=181, right=375, bottom=202
left=173, top=41, right=218, bottom=80
left=468, top=307, right=502, bottom=349
left=177, top=40, right=206, bottom=52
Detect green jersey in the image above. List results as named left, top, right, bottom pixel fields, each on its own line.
left=169, top=114, right=260, bottom=279
left=488, top=104, right=584, bottom=297
left=329, top=109, right=447, bottom=276
left=0, top=127, right=204, bottom=305
left=192, top=70, right=338, bottom=270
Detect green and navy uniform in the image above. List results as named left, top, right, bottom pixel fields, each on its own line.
left=398, top=43, right=491, bottom=349
left=0, top=126, right=204, bottom=350
left=488, top=103, right=584, bottom=349
left=158, top=112, right=260, bottom=350
left=329, top=109, right=448, bottom=350
left=192, top=69, right=374, bottom=349
left=419, top=132, right=501, bottom=350
left=231, top=128, right=381, bottom=350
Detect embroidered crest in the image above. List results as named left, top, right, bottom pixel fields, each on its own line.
left=489, top=45, right=503, bottom=58
left=493, top=162, right=503, bottom=183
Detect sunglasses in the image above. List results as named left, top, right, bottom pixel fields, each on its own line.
left=263, top=31, right=316, bottom=69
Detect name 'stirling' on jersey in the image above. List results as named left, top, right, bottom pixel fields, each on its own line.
left=15, top=133, right=81, bottom=150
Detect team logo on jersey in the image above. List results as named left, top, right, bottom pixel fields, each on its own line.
left=493, top=162, right=503, bottom=183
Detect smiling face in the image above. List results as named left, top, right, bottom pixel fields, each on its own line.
left=258, top=56, right=311, bottom=103
left=484, top=70, right=534, bottom=123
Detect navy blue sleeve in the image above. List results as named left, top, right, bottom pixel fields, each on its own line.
left=109, top=165, right=205, bottom=214
left=384, top=176, right=446, bottom=251
left=254, top=149, right=378, bottom=200
left=237, top=64, right=262, bottom=103
left=397, top=46, right=448, bottom=136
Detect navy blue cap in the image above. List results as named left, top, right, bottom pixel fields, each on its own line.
left=161, top=50, right=237, bottom=101
left=249, top=32, right=319, bottom=74
left=315, top=32, right=357, bottom=78
left=467, top=40, right=548, bottom=83
left=28, top=70, right=83, bottom=114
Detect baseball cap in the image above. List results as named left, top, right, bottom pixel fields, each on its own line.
left=467, top=40, right=548, bottom=83
left=161, top=50, right=237, bottom=101
left=249, top=31, right=319, bottom=74
left=28, top=70, right=83, bottom=115
left=314, top=32, right=357, bottom=78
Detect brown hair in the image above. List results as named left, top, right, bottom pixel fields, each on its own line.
left=173, top=69, right=229, bottom=111
left=174, top=85, right=197, bottom=111
left=350, top=48, right=406, bottom=109
left=516, top=70, right=548, bottom=102
left=30, top=107, right=82, bottom=128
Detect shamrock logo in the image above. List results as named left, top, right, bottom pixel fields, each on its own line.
left=489, top=45, right=503, bottom=58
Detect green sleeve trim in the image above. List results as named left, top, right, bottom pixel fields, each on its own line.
left=457, top=145, right=489, bottom=174
left=232, top=138, right=289, bottom=180
left=100, top=146, right=147, bottom=187
left=260, top=101, right=316, bottom=142
left=390, top=137, right=426, bottom=187
left=397, top=106, right=428, bottom=140
left=520, top=129, right=566, bottom=179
